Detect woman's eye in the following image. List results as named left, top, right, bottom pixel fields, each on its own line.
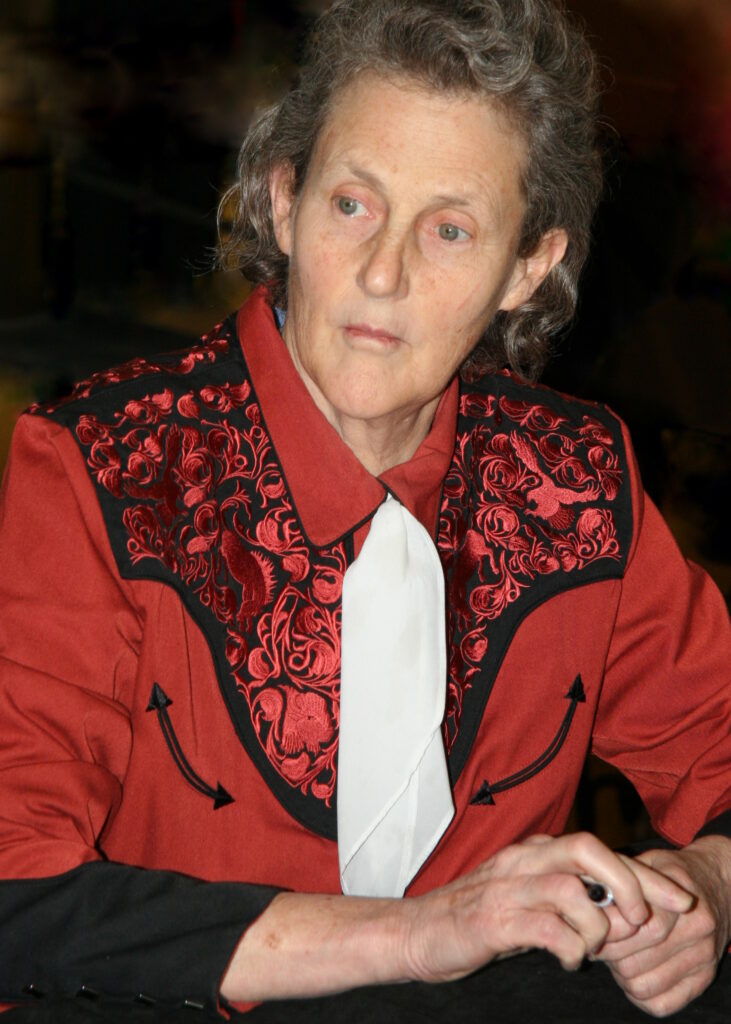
left=438, top=222, right=469, bottom=242
left=337, top=196, right=365, bottom=216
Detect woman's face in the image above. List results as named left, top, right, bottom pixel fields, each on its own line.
left=270, top=73, right=566, bottom=433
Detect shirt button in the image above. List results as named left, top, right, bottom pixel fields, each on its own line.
left=76, top=985, right=100, bottom=1000
left=22, top=984, right=45, bottom=999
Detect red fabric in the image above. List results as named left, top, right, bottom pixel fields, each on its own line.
left=0, top=287, right=729, bottom=998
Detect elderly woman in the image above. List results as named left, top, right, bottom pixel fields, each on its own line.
left=0, top=0, right=729, bottom=1019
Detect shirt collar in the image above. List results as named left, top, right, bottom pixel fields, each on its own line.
left=237, top=286, right=458, bottom=548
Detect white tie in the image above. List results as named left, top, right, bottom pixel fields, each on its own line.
left=338, top=495, right=454, bottom=898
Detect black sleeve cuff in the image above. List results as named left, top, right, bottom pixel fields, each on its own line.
left=0, top=861, right=280, bottom=1014
left=695, top=809, right=731, bottom=841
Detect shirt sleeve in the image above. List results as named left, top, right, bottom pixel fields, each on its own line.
left=591, top=425, right=731, bottom=847
left=0, top=413, right=280, bottom=1014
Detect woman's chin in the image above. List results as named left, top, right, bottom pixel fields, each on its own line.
left=320, top=375, right=415, bottom=428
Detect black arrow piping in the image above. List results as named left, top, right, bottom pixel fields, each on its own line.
left=490, top=707, right=575, bottom=794
left=470, top=676, right=585, bottom=805
left=147, top=683, right=234, bottom=809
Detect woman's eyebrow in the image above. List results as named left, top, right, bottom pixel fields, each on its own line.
left=342, top=161, right=480, bottom=210
left=341, top=162, right=386, bottom=191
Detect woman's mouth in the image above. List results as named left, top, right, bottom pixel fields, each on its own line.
left=344, top=323, right=401, bottom=346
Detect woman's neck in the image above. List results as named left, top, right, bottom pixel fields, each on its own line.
left=330, top=399, right=441, bottom=476
left=303, top=375, right=440, bottom=476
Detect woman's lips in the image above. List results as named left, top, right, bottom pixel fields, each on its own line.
left=344, top=323, right=401, bottom=345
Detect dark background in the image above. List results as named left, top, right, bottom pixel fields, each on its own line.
left=0, top=0, right=728, bottom=844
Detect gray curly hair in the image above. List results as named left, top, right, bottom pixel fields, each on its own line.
left=218, top=0, right=602, bottom=380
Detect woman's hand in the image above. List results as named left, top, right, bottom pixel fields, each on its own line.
left=222, top=832, right=693, bottom=1002
left=594, top=836, right=731, bottom=1018
left=400, top=832, right=691, bottom=983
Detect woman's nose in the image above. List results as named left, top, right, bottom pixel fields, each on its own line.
left=357, top=230, right=409, bottom=299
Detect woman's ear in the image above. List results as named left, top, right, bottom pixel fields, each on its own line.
left=499, top=228, right=569, bottom=311
left=269, top=162, right=297, bottom=256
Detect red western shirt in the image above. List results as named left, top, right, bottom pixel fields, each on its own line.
left=0, top=287, right=728, bottom=1013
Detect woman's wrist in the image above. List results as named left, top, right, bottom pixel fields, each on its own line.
left=684, top=836, right=731, bottom=920
left=220, top=890, right=413, bottom=1002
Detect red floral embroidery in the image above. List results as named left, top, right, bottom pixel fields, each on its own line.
left=247, top=584, right=343, bottom=802
left=439, top=388, right=624, bottom=751
left=69, top=343, right=344, bottom=808
left=50, top=338, right=627, bottom=817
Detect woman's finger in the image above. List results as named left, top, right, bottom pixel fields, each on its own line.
left=498, top=906, right=590, bottom=971
left=488, top=874, right=610, bottom=971
left=609, top=941, right=717, bottom=1012
left=549, top=835, right=692, bottom=924
left=516, top=872, right=611, bottom=955
left=597, top=905, right=678, bottom=963
left=499, top=833, right=650, bottom=926
left=616, top=852, right=696, bottom=913
left=592, top=903, right=639, bottom=945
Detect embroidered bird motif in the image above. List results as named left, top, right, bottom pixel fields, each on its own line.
left=221, top=529, right=276, bottom=628
left=510, top=432, right=599, bottom=529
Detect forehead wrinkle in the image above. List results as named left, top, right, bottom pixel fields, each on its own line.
left=321, top=152, right=507, bottom=228
left=309, top=81, right=525, bottom=232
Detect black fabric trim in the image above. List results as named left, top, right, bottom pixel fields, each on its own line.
left=0, top=862, right=279, bottom=1012
left=470, top=675, right=586, bottom=806
left=445, top=376, right=633, bottom=787
left=695, top=809, right=731, bottom=841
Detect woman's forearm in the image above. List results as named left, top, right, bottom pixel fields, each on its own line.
left=220, top=831, right=696, bottom=1003
left=221, top=890, right=412, bottom=1001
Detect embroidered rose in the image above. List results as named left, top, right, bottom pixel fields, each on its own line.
left=254, top=507, right=305, bottom=556
left=554, top=508, right=619, bottom=571
left=580, top=416, right=614, bottom=446
left=477, top=434, right=526, bottom=504
left=525, top=539, right=561, bottom=575
left=280, top=687, right=334, bottom=755
left=461, top=628, right=488, bottom=664
left=311, top=566, right=343, bottom=605
left=478, top=503, right=521, bottom=546
left=252, top=684, right=336, bottom=801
